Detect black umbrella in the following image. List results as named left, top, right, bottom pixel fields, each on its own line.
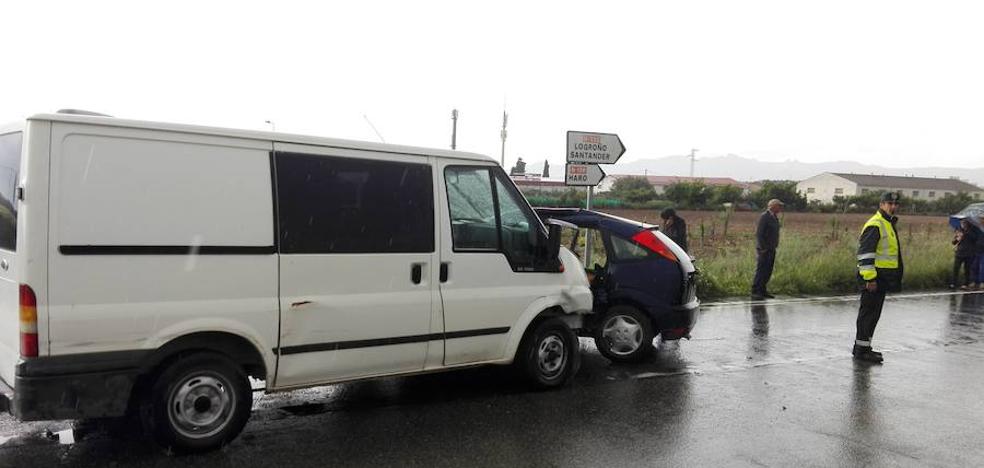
left=949, top=202, right=984, bottom=231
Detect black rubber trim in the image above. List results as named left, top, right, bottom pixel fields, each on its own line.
left=444, top=327, right=510, bottom=339
left=277, top=327, right=510, bottom=355
left=269, top=151, right=281, bottom=253
left=16, top=350, right=151, bottom=377
left=59, top=245, right=276, bottom=255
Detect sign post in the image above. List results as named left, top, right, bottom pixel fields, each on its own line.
left=565, top=131, right=626, bottom=266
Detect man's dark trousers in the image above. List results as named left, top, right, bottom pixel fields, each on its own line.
left=857, top=288, right=887, bottom=344
left=752, top=248, right=776, bottom=296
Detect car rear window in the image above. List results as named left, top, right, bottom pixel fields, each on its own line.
left=610, top=234, right=654, bottom=261
left=0, top=132, right=21, bottom=252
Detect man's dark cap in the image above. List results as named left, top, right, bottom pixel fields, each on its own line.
left=660, top=208, right=676, bottom=219
left=880, top=192, right=901, bottom=203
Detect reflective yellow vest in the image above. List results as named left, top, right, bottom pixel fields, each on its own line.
left=857, top=211, right=900, bottom=281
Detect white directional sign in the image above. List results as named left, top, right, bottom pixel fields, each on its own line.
left=565, top=163, right=606, bottom=186
left=566, top=131, right=626, bottom=164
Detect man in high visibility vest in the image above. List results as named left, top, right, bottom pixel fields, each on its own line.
left=854, top=191, right=903, bottom=363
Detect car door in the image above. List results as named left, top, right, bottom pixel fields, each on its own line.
left=273, top=143, right=441, bottom=387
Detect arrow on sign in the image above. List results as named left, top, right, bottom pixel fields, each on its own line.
left=567, top=131, right=626, bottom=164
left=565, top=163, right=606, bottom=186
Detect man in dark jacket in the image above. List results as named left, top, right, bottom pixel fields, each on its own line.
left=951, top=218, right=979, bottom=289
left=751, top=199, right=783, bottom=300
left=976, top=216, right=984, bottom=289
left=854, top=192, right=903, bottom=363
left=660, top=208, right=688, bottom=252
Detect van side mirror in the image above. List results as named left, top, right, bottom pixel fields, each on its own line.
left=545, top=219, right=577, bottom=263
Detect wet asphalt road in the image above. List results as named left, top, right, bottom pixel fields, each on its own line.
left=2, top=291, right=983, bottom=467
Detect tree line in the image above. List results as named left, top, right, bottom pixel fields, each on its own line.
left=523, top=176, right=978, bottom=215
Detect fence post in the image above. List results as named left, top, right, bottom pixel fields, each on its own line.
left=721, top=203, right=733, bottom=239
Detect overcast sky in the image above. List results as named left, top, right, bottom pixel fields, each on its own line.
left=3, top=1, right=984, bottom=172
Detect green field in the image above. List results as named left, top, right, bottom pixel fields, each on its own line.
left=693, top=230, right=954, bottom=299
left=593, top=210, right=958, bottom=300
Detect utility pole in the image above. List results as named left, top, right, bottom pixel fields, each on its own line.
left=451, top=109, right=458, bottom=150
left=689, top=148, right=699, bottom=177
left=500, top=111, right=508, bottom=167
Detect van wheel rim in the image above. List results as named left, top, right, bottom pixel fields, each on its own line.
left=168, top=373, right=235, bottom=439
left=602, top=315, right=643, bottom=356
left=537, top=334, right=567, bottom=378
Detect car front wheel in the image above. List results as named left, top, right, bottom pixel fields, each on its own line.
left=594, top=305, right=655, bottom=363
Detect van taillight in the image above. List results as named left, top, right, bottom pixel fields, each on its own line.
left=19, top=284, right=38, bottom=358
left=631, top=231, right=678, bottom=263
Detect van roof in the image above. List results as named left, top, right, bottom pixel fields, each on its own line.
left=24, top=113, right=497, bottom=163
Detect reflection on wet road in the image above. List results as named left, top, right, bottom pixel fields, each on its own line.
left=2, top=292, right=983, bottom=467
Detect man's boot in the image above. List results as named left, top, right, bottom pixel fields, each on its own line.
left=853, top=345, right=883, bottom=363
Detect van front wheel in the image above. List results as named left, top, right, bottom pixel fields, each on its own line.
left=517, top=318, right=579, bottom=389
left=142, top=352, right=252, bottom=453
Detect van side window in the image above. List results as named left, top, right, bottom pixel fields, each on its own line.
left=0, top=132, right=21, bottom=252
left=445, top=167, right=498, bottom=250
left=445, top=166, right=549, bottom=271
left=277, top=153, right=433, bottom=253
left=494, top=175, right=538, bottom=269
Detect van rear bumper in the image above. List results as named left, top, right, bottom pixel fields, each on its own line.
left=5, top=351, right=146, bottom=421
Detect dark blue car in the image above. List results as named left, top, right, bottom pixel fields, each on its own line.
left=535, top=208, right=699, bottom=363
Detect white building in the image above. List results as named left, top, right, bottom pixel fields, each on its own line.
left=797, top=172, right=984, bottom=203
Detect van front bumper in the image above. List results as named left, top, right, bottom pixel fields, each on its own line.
left=4, top=351, right=145, bottom=421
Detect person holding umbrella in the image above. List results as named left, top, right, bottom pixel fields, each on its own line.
left=947, top=204, right=984, bottom=290
left=951, top=218, right=979, bottom=289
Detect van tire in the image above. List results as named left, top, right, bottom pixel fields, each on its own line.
left=516, top=318, right=579, bottom=389
left=594, top=305, right=654, bottom=363
left=141, top=352, right=252, bottom=453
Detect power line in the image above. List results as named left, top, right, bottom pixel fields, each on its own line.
left=363, top=114, right=386, bottom=143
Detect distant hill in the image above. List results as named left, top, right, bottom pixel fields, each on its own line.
left=526, top=155, right=984, bottom=188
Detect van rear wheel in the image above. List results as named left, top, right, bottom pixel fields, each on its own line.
left=141, top=352, right=252, bottom=453
left=594, top=305, right=654, bottom=363
left=517, top=318, right=579, bottom=389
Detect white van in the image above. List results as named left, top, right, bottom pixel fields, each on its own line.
left=0, top=112, right=592, bottom=452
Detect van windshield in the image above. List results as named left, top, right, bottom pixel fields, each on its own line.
left=0, top=132, right=21, bottom=251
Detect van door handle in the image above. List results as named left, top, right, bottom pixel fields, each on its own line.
left=440, top=262, right=449, bottom=283
left=411, top=263, right=423, bottom=284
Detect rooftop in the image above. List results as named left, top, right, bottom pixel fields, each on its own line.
left=830, top=173, right=983, bottom=192
left=608, top=174, right=757, bottom=189
left=17, top=113, right=494, bottom=163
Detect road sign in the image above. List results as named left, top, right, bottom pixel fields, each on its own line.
left=565, top=163, right=606, bottom=186
left=566, top=131, right=626, bottom=164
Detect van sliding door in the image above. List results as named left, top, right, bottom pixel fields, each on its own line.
left=273, top=143, right=440, bottom=387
